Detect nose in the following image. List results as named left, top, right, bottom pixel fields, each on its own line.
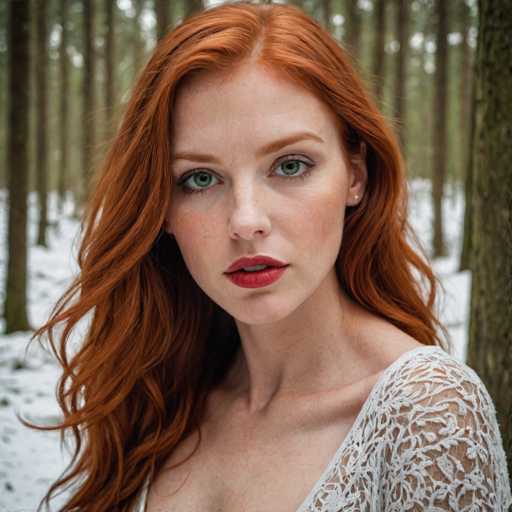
left=228, top=184, right=271, bottom=241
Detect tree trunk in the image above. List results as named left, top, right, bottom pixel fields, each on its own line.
left=467, top=0, right=512, bottom=478
left=321, top=0, right=332, bottom=33
left=0, top=5, right=8, bottom=188
left=155, top=0, right=170, bottom=41
left=417, top=9, right=433, bottom=180
left=393, top=0, right=408, bottom=154
left=3, top=0, right=31, bottom=332
left=431, top=0, right=448, bottom=257
left=459, top=67, right=476, bottom=272
left=58, top=0, right=70, bottom=214
left=458, top=0, right=472, bottom=182
left=81, top=0, right=95, bottom=210
left=35, top=0, right=48, bottom=247
left=344, top=0, right=362, bottom=61
left=372, top=0, right=386, bottom=102
left=104, top=0, right=115, bottom=138
left=132, top=0, right=144, bottom=76
left=184, top=0, right=203, bottom=20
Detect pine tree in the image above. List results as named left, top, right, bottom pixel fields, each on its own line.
left=35, top=0, right=49, bottom=247
left=3, top=0, right=31, bottom=333
left=467, top=0, right=512, bottom=474
left=393, top=0, right=409, bottom=154
left=431, top=0, right=448, bottom=257
left=372, top=0, right=386, bottom=102
left=58, top=0, right=70, bottom=213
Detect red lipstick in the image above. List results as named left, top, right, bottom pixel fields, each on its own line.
left=224, top=255, right=289, bottom=289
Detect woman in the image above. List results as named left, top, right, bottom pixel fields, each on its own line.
left=24, top=1, right=511, bottom=511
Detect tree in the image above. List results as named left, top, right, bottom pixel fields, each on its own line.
left=104, top=0, right=115, bottom=138
left=0, top=3, right=8, bottom=189
left=132, top=0, right=145, bottom=76
left=458, top=0, right=476, bottom=271
left=155, top=0, right=170, bottom=40
left=431, top=0, right=448, bottom=257
left=372, top=0, right=386, bottom=102
left=58, top=0, right=70, bottom=213
left=458, top=0, right=472, bottom=179
left=467, top=0, right=512, bottom=475
left=344, top=0, right=362, bottom=61
left=35, top=0, right=49, bottom=247
left=393, top=0, right=409, bottom=153
left=459, top=67, right=476, bottom=272
left=81, top=0, right=96, bottom=209
left=3, top=0, right=31, bottom=332
left=184, top=0, right=203, bottom=20
left=321, top=0, right=333, bottom=33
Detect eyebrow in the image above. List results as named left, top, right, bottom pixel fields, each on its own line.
left=171, top=131, right=324, bottom=164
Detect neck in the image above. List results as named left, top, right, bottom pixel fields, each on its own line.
left=221, top=269, right=375, bottom=415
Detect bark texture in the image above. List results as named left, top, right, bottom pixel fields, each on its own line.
left=4, top=0, right=31, bottom=332
left=467, top=0, right=512, bottom=483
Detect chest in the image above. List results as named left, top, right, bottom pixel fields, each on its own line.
left=144, top=382, right=379, bottom=512
left=146, top=419, right=357, bottom=512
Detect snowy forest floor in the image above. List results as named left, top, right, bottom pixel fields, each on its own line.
left=0, top=180, right=469, bottom=512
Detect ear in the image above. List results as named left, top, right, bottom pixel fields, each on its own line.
left=346, top=141, right=368, bottom=206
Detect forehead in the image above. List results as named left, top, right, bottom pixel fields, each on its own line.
left=171, top=63, right=341, bottom=149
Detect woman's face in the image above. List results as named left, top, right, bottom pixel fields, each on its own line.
left=165, top=62, right=366, bottom=324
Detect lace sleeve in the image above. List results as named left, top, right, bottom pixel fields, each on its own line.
left=381, top=355, right=512, bottom=511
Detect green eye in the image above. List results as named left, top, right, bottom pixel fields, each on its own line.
left=179, top=171, right=220, bottom=194
left=177, top=155, right=315, bottom=196
left=275, top=159, right=311, bottom=177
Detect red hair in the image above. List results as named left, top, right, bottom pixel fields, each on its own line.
left=22, top=2, right=451, bottom=510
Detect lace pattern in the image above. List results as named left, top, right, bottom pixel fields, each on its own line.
left=134, top=346, right=512, bottom=511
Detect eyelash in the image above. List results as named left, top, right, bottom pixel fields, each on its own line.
left=176, top=155, right=315, bottom=196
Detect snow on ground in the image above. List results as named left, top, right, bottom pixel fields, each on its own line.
left=0, top=180, right=468, bottom=511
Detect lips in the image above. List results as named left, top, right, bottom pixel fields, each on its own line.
left=225, top=255, right=288, bottom=274
left=225, top=265, right=289, bottom=288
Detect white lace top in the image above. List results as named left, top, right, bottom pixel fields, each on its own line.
left=133, top=345, right=512, bottom=511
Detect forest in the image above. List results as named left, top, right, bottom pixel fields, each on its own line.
left=0, top=0, right=511, bottom=509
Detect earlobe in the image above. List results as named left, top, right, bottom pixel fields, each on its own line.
left=348, top=142, right=368, bottom=205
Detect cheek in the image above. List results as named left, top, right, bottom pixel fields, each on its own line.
left=171, top=209, right=221, bottom=272
left=298, top=184, right=346, bottom=247
left=170, top=199, right=219, bottom=241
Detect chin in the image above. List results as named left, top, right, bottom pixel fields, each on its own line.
left=226, top=294, right=306, bottom=326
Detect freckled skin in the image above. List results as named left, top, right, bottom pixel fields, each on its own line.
left=164, top=61, right=370, bottom=407
left=144, top=64, right=430, bottom=512
left=166, top=63, right=364, bottom=319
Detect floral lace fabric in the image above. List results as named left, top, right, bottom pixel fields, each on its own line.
left=134, top=346, right=512, bottom=511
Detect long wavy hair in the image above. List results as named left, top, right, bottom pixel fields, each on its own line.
left=22, top=2, right=451, bottom=510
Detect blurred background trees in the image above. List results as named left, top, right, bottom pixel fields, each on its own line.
left=1, top=0, right=510, bottom=486
left=0, top=0, right=481, bottom=206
